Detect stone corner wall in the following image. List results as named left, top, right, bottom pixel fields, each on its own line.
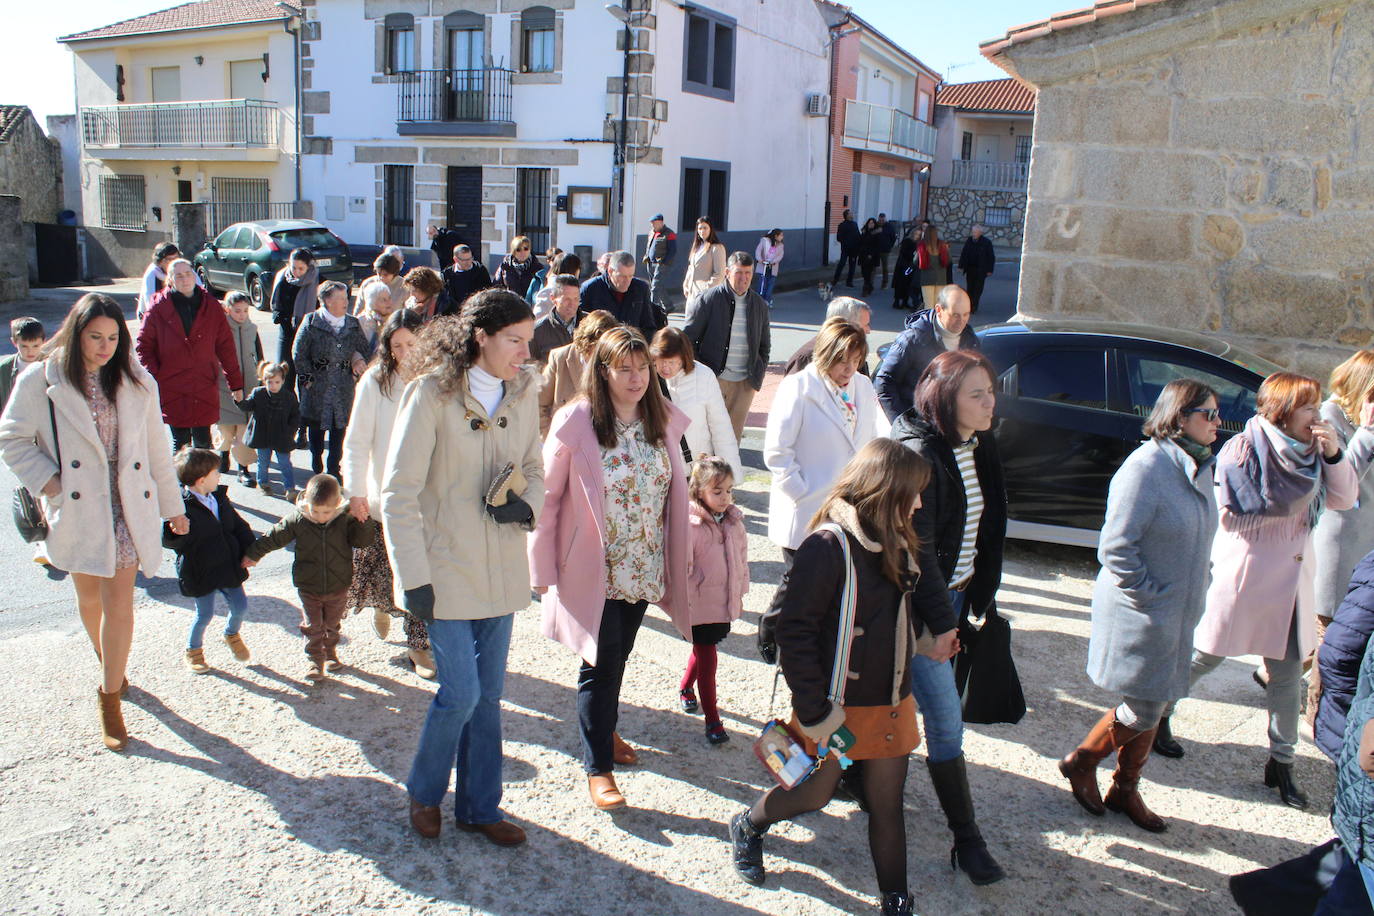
left=927, top=187, right=1026, bottom=248
left=1012, top=1, right=1373, bottom=379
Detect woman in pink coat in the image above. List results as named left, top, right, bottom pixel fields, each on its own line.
left=529, top=327, right=690, bottom=812
left=1169, top=373, right=1357, bottom=809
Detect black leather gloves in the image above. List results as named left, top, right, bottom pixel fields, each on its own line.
left=486, top=493, right=533, bottom=526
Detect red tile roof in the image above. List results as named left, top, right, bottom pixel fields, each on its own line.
left=59, top=0, right=296, bottom=43
left=979, top=0, right=1173, bottom=59
left=935, top=79, right=1036, bottom=113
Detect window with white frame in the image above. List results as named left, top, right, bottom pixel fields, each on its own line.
left=917, top=91, right=931, bottom=122
left=100, top=175, right=146, bottom=230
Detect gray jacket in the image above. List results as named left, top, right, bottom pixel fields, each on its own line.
left=682, top=283, right=771, bottom=390
left=1313, top=398, right=1374, bottom=619
left=218, top=316, right=262, bottom=426
left=1087, top=438, right=1218, bottom=702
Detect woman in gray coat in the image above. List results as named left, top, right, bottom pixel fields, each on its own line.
left=1059, top=379, right=1221, bottom=833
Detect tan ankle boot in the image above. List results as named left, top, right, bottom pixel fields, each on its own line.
left=409, top=647, right=436, bottom=680
left=185, top=648, right=211, bottom=674
left=97, top=687, right=128, bottom=751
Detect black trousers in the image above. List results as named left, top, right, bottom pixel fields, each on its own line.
left=578, top=598, right=649, bottom=774
left=169, top=425, right=212, bottom=453
left=306, top=424, right=345, bottom=480
left=832, top=247, right=858, bottom=285
left=966, top=272, right=988, bottom=312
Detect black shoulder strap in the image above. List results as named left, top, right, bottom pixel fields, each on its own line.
left=48, top=396, right=60, bottom=470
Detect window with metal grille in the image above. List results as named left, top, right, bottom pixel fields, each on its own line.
left=385, top=13, right=416, bottom=74
left=983, top=206, right=1012, bottom=228
left=679, top=158, right=729, bottom=231
left=521, top=7, right=556, bottom=73
left=209, top=177, right=272, bottom=233
left=682, top=6, right=735, bottom=101
left=100, top=175, right=146, bottom=230
left=516, top=168, right=551, bottom=253
left=961, top=131, right=973, bottom=161
left=1015, top=134, right=1032, bottom=164
left=384, top=165, right=414, bottom=246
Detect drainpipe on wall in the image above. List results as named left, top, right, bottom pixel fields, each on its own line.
left=278, top=4, right=303, bottom=208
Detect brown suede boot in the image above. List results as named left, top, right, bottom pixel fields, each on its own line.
left=1058, top=710, right=1119, bottom=816
left=1105, top=727, right=1167, bottom=832
left=97, top=687, right=128, bottom=751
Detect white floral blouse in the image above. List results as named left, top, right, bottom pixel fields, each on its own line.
left=601, top=418, right=672, bottom=603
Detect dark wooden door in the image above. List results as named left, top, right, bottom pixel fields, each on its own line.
left=446, top=166, right=482, bottom=248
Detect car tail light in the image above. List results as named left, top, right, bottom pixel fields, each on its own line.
left=266, top=237, right=282, bottom=252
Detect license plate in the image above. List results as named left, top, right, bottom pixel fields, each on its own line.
left=315, top=258, right=333, bottom=267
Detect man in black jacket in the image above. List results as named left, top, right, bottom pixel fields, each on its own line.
left=578, top=250, right=665, bottom=339
left=682, top=251, right=771, bottom=439
left=957, top=225, right=996, bottom=313
left=427, top=224, right=465, bottom=269
left=530, top=275, right=579, bottom=366
left=441, top=244, right=491, bottom=309
left=873, top=285, right=978, bottom=420
left=876, top=213, right=898, bottom=289
left=642, top=214, right=677, bottom=314
left=832, top=208, right=860, bottom=287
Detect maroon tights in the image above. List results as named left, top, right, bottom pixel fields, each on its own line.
left=680, top=643, right=720, bottom=724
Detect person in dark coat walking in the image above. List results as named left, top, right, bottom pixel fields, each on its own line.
left=1324, top=641, right=1374, bottom=913
left=1317, top=548, right=1374, bottom=761
left=682, top=252, right=771, bottom=440
left=427, top=224, right=465, bottom=270
left=493, top=236, right=542, bottom=295
left=832, top=209, right=860, bottom=288
left=643, top=214, right=678, bottom=314
left=857, top=219, right=884, bottom=297
left=530, top=275, right=579, bottom=367
left=873, top=287, right=978, bottom=421
left=241, top=361, right=300, bottom=497
left=441, top=244, right=492, bottom=310
left=889, top=348, right=1006, bottom=886
left=892, top=227, right=919, bottom=310
left=579, top=250, right=665, bottom=340
left=876, top=214, right=898, bottom=289
left=136, top=259, right=246, bottom=452
left=292, top=281, right=373, bottom=480
left=269, top=249, right=319, bottom=386
left=957, top=226, right=996, bottom=313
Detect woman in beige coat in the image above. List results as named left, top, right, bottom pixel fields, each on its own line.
left=0, top=294, right=186, bottom=751
left=381, top=289, right=544, bottom=847
left=681, top=217, right=727, bottom=307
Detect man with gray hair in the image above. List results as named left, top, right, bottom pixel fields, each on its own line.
left=578, top=249, right=665, bottom=338
left=957, top=224, right=996, bottom=313
left=783, top=297, right=873, bottom=377
left=873, top=284, right=978, bottom=420
left=683, top=251, right=771, bottom=439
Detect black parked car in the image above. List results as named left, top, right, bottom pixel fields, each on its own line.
left=193, top=219, right=352, bottom=309
left=973, top=318, right=1283, bottom=547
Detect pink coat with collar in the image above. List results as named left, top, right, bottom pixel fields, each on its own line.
left=679, top=500, right=750, bottom=638
left=529, top=399, right=691, bottom=665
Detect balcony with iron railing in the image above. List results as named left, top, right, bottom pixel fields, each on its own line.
left=948, top=159, right=1030, bottom=192
left=841, top=99, right=938, bottom=164
left=395, top=68, right=516, bottom=137
left=80, top=99, right=284, bottom=160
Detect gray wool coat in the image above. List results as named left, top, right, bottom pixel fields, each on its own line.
left=1087, top=437, right=1218, bottom=703
left=1313, top=399, right=1374, bottom=619
left=217, top=315, right=262, bottom=426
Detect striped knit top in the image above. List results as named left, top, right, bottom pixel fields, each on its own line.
left=949, top=439, right=983, bottom=589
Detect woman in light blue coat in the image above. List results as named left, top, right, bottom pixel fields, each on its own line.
left=1060, top=379, right=1221, bottom=833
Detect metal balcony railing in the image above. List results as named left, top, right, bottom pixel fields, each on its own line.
left=81, top=99, right=281, bottom=150
left=949, top=159, right=1030, bottom=191
left=395, top=68, right=514, bottom=124
left=842, top=99, right=938, bottom=161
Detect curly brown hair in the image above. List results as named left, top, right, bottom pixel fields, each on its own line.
left=572, top=309, right=621, bottom=357
left=409, top=289, right=534, bottom=399
left=403, top=266, right=444, bottom=298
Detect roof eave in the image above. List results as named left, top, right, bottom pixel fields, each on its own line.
left=59, top=15, right=291, bottom=45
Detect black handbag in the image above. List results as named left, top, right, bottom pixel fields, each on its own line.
left=12, top=398, right=59, bottom=544
left=953, top=606, right=1026, bottom=725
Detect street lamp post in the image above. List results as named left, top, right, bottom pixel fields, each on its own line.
left=606, top=3, right=632, bottom=252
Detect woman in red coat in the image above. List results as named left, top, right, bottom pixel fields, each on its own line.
left=136, top=259, right=245, bottom=452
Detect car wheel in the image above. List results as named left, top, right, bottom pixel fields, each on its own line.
left=196, top=265, right=216, bottom=294
left=249, top=272, right=270, bottom=310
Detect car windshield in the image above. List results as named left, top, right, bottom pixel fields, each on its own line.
left=270, top=228, right=337, bottom=249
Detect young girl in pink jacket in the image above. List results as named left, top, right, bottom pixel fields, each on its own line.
left=678, top=456, right=750, bottom=744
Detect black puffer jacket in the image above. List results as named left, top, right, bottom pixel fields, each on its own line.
left=890, top=410, right=1007, bottom=621
left=242, top=385, right=302, bottom=452
left=245, top=508, right=374, bottom=595
left=162, top=489, right=254, bottom=598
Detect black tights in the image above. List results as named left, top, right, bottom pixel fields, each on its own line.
left=749, top=754, right=909, bottom=895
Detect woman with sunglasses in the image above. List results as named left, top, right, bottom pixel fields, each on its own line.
left=493, top=236, right=542, bottom=297
left=1060, top=380, right=1222, bottom=832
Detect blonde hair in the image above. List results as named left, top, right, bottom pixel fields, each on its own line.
left=510, top=235, right=532, bottom=254
left=1329, top=350, right=1374, bottom=424
left=812, top=316, right=868, bottom=376
left=688, top=456, right=734, bottom=507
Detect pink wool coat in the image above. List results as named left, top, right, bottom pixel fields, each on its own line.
left=1195, top=452, right=1358, bottom=660
left=529, top=399, right=691, bottom=665
left=678, top=500, right=749, bottom=638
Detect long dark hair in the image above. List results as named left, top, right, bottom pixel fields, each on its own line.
left=48, top=293, right=143, bottom=400
left=811, top=439, right=930, bottom=585
left=582, top=326, right=669, bottom=449
left=373, top=308, right=425, bottom=398
left=914, top=349, right=997, bottom=446
left=691, top=216, right=720, bottom=253
left=409, top=289, right=533, bottom=399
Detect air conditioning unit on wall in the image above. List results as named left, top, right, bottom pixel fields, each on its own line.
left=806, top=93, right=830, bottom=117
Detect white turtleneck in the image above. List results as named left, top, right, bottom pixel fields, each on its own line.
left=317, top=306, right=346, bottom=331
left=468, top=363, right=505, bottom=417
left=935, top=314, right=962, bottom=351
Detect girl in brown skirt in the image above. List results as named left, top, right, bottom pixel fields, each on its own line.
left=734, top=439, right=958, bottom=916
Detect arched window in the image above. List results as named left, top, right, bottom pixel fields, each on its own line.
left=520, top=7, right=555, bottom=74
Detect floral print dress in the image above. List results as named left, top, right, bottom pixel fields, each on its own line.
left=601, top=418, right=672, bottom=603
left=83, top=371, right=138, bottom=569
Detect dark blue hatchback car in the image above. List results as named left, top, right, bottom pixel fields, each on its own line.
left=193, top=219, right=353, bottom=310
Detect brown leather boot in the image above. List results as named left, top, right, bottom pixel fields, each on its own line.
left=612, top=732, right=638, bottom=766
left=1105, top=727, right=1167, bottom=832
left=588, top=774, right=627, bottom=810
left=1058, top=710, right=1118, bottom=815
left=97, top=687, right=128, bottom=752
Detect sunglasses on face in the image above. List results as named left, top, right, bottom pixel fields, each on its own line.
left=1185, top=407, right=1220, bottom=422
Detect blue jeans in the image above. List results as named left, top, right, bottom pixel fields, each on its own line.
left=1314, top=847, right=1374, bottom=915
left=757, top=270, right=777, bottom=304
left=910, top=590, right=966, bottom=763
left=407, top=614, right=515, bottom=824
left=256, top=450, right=296, bottom=490
left=187, top=586, right=248, bottom=650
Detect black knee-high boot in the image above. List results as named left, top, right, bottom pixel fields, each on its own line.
left=927, top=755, right=1005, bottom=885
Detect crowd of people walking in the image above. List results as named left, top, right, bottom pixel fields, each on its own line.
left=3, top=219, right=1374, bottom=915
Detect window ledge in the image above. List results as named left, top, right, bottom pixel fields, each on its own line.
left=513, top=71, right=562, bottom=85
left=682, top=81, right=733, bottom=102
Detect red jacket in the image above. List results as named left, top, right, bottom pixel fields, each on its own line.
left=916, top=241, right=950, bottom=271
left=136, top=287, right=244, bottom=428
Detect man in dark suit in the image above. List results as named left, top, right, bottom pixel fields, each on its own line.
left=832, top=209, right=860, bottom=287
left=958, top=225, right=997, bottom=313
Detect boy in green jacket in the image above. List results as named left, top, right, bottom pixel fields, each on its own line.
left=244, top=473, right=374, bottom=681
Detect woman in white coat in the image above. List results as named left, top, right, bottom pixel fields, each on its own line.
left=342, top=309, right=434, bottom=677
left=650, top=327, right=744, bottom=484
left=764, top=317, right=888, bottom=592
left=0, top=294, right=186, bottom=751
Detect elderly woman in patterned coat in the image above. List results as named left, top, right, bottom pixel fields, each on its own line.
left=292, top=280, right=372, bottom=481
